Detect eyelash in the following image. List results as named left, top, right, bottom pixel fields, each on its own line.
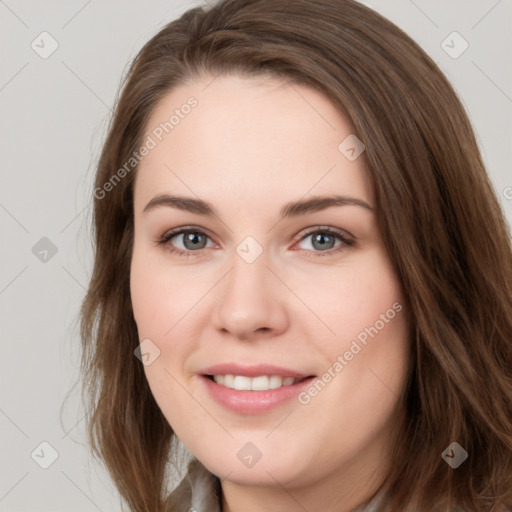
left=156, top=225, right=355, bottom=258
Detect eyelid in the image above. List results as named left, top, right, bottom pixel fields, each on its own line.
left=157, top=225, right=218, bottom=251
left=291, top=226, right=355, bottom=257
left=292, top=225, right=355, bottom=244
left=158, top=224, right=214, bottom=240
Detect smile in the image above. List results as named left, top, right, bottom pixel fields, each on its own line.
left=201, top=374, right=316, bottom=414
left=208, top=374, right=307, bottom=391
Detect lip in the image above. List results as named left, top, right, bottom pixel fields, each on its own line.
left=200, top=363, right=312, bottom=379
left=201, top=375, right=315, bottom=414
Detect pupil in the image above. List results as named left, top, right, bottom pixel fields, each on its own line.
left=313, top=233, right=334, bottom=250
left=184, top=232, right=205, bottom=249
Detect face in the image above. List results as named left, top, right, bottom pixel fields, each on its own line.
left=130, top=74, right=411, bottom=509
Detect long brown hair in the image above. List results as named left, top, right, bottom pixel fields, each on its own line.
left=79, top=0, right=512, bottom=510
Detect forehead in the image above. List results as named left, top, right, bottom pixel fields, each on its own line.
left=134, top=74, right=373, bottom=215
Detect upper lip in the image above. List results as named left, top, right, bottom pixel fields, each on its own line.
left=201, top=363, right=314, bottom=379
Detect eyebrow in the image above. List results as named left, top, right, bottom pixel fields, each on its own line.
left=143, top=194, right=374, bottom=218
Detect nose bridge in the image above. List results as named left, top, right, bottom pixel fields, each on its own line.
left=225, top=247, right=268, bottom=300
left=212, top=242, right=288, bottom=338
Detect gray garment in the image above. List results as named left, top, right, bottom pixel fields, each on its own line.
left=165, top=458, right=390, bottom=512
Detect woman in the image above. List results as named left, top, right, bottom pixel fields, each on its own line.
left=79, top=0, right=512, bottom=511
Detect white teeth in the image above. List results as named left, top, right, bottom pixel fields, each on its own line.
left=234, top=376, right=252, bottom=390
left=223, top=374, right=234, bottom=387
left=250, top=376, right=269, bottom=391
left=212, top=374, right=301, bottom=391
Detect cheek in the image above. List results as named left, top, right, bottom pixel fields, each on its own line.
left=129, top=244, right=180, bottom=338
left=130, top=245, right=206, bottom=383
left=130, top=249, right=190, bottom=411
left=308, top=245, right=411, bottom=413
left=130, top=234, right=214, bottom=329
left=130, top=254, right=161, bottom=337
left=300, top=246, right=405, bottom=350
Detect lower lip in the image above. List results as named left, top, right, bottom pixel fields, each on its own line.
left=200, top=375, right=316, bottom=414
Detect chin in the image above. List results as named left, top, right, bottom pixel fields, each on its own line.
left=200, top=449, right=307, bottom=488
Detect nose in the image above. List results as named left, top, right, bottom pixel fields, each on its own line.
left=211, top=252, right=289, bottom=341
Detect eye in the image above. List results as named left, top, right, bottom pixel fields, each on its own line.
left=156, top=225, right=355, bottom=258
left=293, top=227, right=355, bottom=257
left=156, top=227, right=215, bottom=258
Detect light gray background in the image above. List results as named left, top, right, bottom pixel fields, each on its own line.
left=1, top=1, right=511, bottom=510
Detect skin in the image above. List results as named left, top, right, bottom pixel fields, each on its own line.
left=130, top=74, right=411, bottom=512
